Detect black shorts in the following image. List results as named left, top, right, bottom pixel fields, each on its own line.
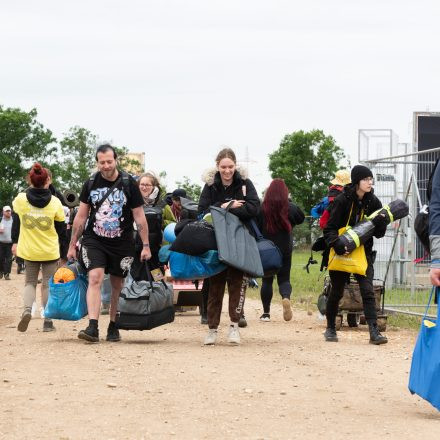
left=80, top=236, right=135, bottom=278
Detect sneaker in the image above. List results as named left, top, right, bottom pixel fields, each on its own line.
left=238, top=315, right=247, bottom=328
left=282, top=298, right=293, bottom=321
left=228, top=325, right=241, bottom=344
left=0, top=272, right=3, bottom=279
left=324, top=328, right=338, bottom=342
left=43, top=319, right=55, bottom=332
left=17, top=309, right=32, bottom=332
left=106, top=323, right=121, bottom=342
left=259, top=313, right=271, bottom=322
left=101, top=303, right=110, bottom=315
left=204, top=329, right=218, bottom=345
left=4, top=273, right=10, bottom=280
left=78, top=325, right=99, bottom=343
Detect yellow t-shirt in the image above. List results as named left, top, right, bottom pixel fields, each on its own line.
left=13, top=192, right=65, bottom=261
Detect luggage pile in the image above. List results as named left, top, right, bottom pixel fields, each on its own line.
left=159, top=218, right=226, bottom=280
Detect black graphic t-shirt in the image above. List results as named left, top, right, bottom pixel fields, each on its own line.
left=79, top=172, right=143, bottom=244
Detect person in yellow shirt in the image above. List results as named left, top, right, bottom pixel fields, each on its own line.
left=12, top=163, right=66, bottom=333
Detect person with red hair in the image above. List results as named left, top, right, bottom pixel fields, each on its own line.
left=256, top=179, right=304, bottom=322
left=12, top=163, right=66, bottom=333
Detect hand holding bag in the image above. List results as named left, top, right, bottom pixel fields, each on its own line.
left=210, top=203, right=264, bottom=277
left=408, top=287, right=440, bottom=411
left=249, top=219, right=283, bottom=277
left=44, top=262, right=88, bottom=321
left=328, top=203, right=368, bottom=276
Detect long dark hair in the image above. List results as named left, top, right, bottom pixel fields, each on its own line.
left=262, top=179, right=292, bottom=234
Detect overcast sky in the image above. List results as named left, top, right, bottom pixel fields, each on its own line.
left=1, top=0, right=439, bottom=194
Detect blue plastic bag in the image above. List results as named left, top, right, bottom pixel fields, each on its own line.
left=169, top=250, right=226, bottom=280
left=408, top=287, right=440, bottom=411
left=45, top=271, right=88, bottom=321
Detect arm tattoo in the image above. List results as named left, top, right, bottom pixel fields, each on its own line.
left=69, top=224, right=84, bottom=246
left=136, top=223, right=144, bottom=232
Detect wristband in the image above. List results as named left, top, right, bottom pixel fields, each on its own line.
left=143, top=243, right=150, bottom=248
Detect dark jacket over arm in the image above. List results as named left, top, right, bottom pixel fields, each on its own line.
left=11, top=213, right=20, bottom=244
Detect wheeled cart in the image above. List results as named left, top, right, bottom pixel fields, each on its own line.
left=319, top=276, right=388, bottom=331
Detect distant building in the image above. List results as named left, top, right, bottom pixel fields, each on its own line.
left=125, top=152, right=145, bottom=175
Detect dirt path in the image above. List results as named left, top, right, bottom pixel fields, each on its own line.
left=0, top=268, right=439, bottom=439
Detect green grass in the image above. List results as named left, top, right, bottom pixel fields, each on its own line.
left=246, top=248, right=435, bottom=330
left=246, top=248, right=323, bottom=306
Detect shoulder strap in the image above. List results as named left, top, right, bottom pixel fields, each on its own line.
left=249, top=218, right=264, bottom=240
left=119, top=170, right=131, bottom=197
left=87, top=176, right=122, bottom=228
left=87, top=172, right=99, bottom=195
left=346, top=203, right=354, bottom=227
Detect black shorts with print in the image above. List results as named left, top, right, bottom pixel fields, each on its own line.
left=79, top=236, right=135, bottom=278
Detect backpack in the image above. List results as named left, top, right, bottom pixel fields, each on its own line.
left=180, top=197, right=199, bottom=220
left=143, top=205, right=163, bottom=237
left=414, top=158, right=439, bottom=253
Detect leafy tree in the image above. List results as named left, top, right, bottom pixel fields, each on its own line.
left=268, top=129, right=346, bottom=214
left=55, top=126, right=98, bottom=194
left=114, top=145, right=142, bottom=176
left=0, top=106, right=56, bottom=208
left=175, top=176, right=202, bottom=202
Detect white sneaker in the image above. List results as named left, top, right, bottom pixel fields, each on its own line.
left=282, top=298, right=293, bottom=321
left=227, top=325, right=241, bottom=344
left=31, top=301, right=38, bottom=318
left=204, top=329, right=218, bottom=345
left=260, top=313, right=271, bottom=322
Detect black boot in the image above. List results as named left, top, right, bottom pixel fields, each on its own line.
left=368, top=322, right=388, bottom=345
left=324, top=327, right=338, bottom=342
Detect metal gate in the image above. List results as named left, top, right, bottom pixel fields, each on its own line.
left=359, top=129, right=438, bottom=317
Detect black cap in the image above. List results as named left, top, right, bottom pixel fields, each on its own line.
left=172, top=189, right=187, bottom=199
left=351, top=165, right=373, bottom=185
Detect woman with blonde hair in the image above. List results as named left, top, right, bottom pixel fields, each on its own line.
left=12, top=163, right=66, bottom=333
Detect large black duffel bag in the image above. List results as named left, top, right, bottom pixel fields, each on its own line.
left=115, top=263, right=175, bottom=331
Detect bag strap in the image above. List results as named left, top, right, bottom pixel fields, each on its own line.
left=346, top=203, right=354, bottom=228
left=249, top=218, right=264, bottom=240
left=87, top=176, right=122, bottom=227
left=142, top=260, right=169, bottom=290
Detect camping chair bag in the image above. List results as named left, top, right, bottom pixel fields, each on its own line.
left=210, top=205, right=264, bottom=277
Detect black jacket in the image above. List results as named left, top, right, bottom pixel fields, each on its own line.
left=324, top=185, right=386, bottom=256
left=198, top=170, right=260, bottom=221
left=256, top=202, right=305, bottom=256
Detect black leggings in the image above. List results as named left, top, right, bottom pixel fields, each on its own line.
left=326, top=261, right=377, bottom=328
left=260, top=254, right=292, bottom=314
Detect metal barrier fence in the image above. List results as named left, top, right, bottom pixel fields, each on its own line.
left=360, top=132, right=439, bottom=317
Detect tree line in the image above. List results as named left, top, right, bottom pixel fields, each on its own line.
left=0, top=105, right=346, bottom=218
